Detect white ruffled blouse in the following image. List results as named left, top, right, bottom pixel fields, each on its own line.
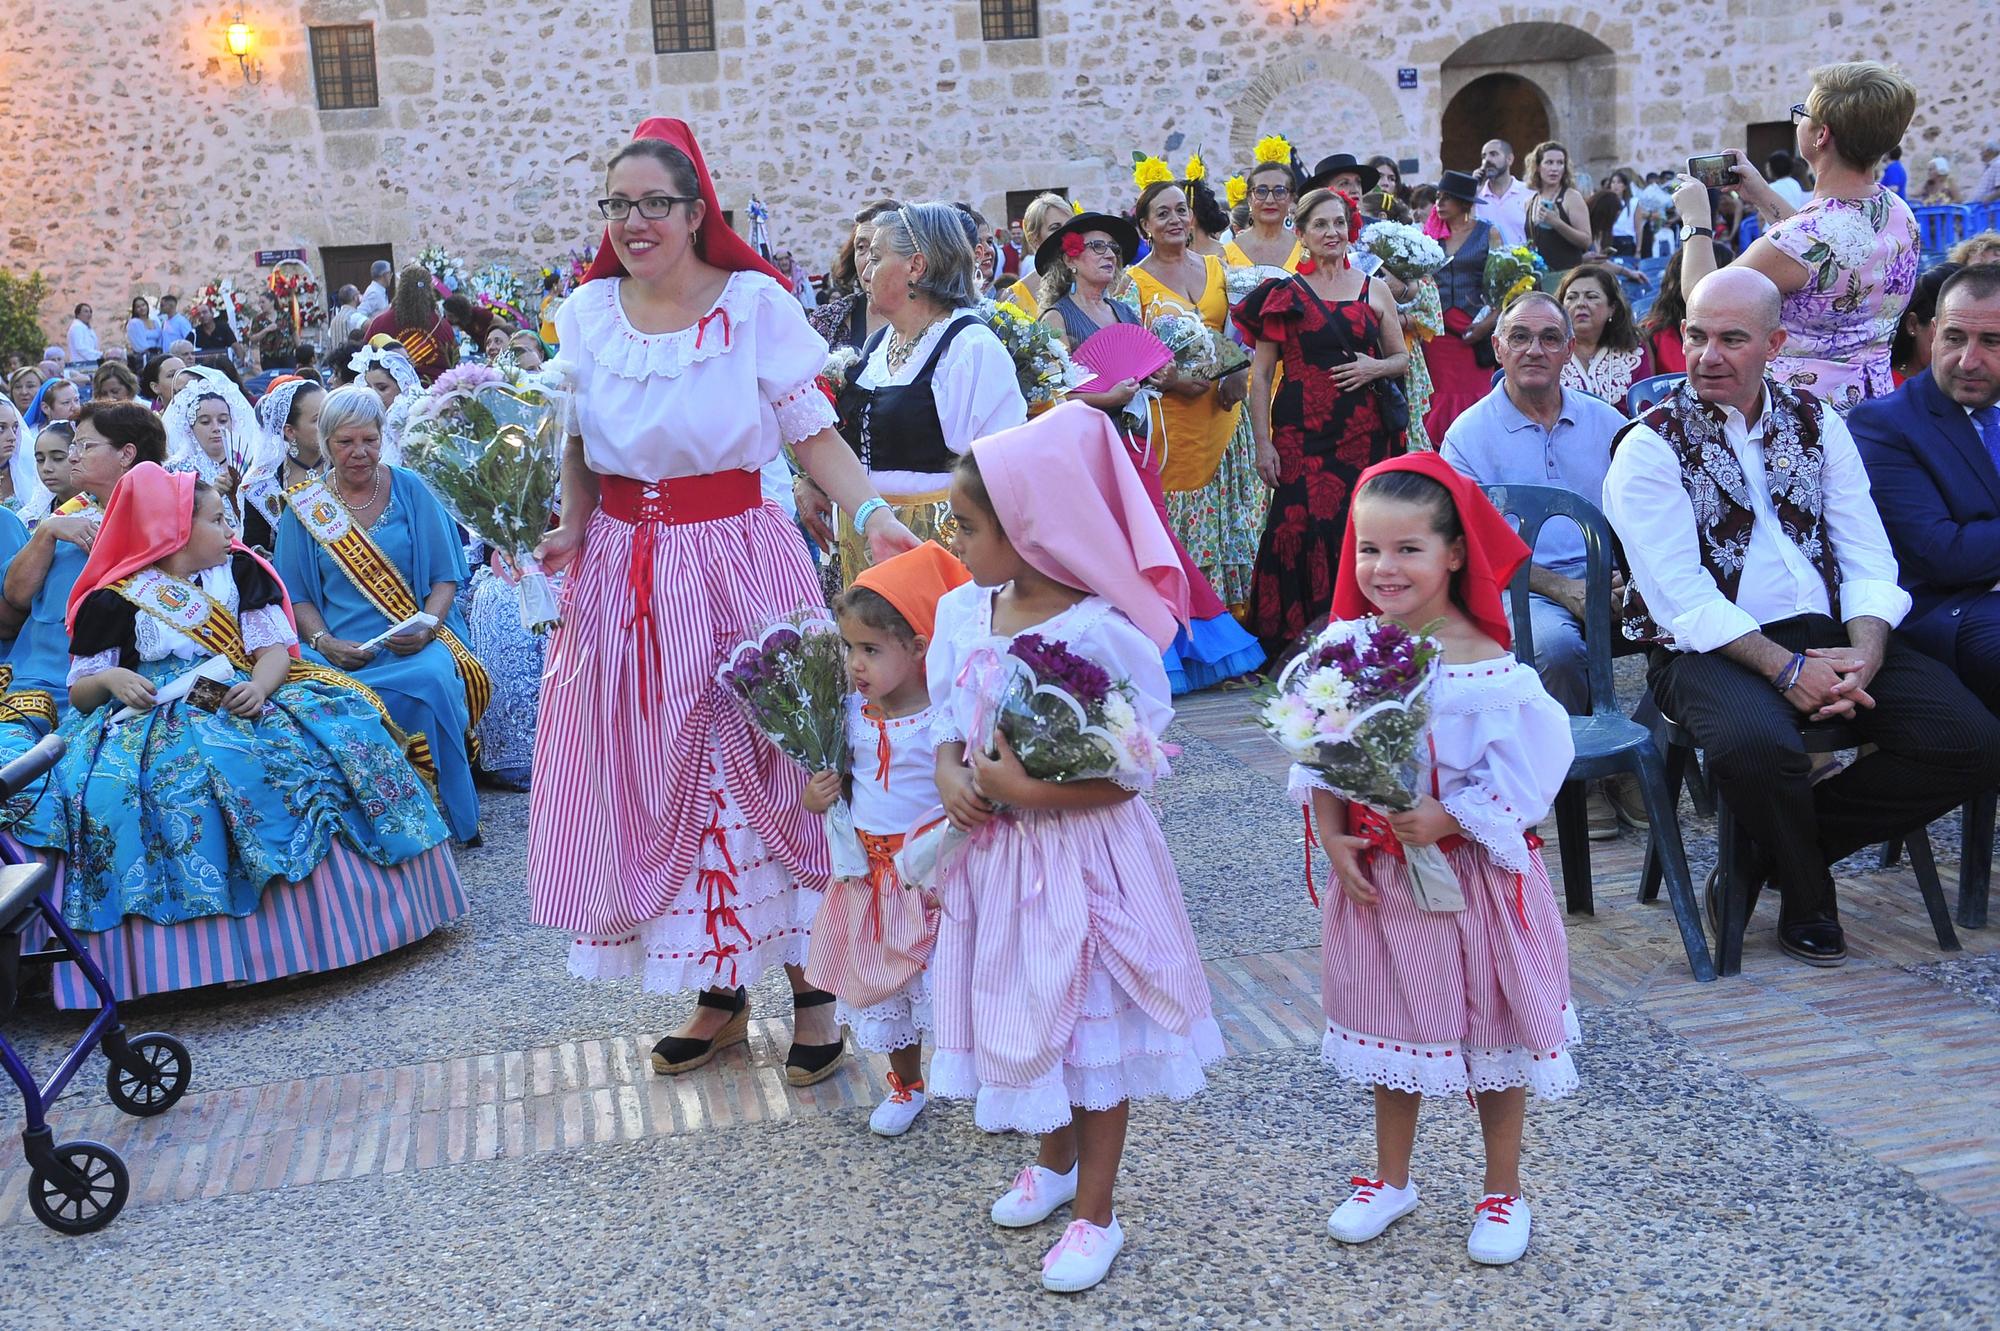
left=925, top=583, right=1173, bottom=793
left=854, top=310, right=1027, bottom=494
left=1289, top=656, right=1574, bottom=875
left=553, top=271, right=836, bottom=483
left=845, top=695, right=944, bottom=836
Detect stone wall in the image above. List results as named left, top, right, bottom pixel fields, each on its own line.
left=1, top=0, right=1987, bottom=337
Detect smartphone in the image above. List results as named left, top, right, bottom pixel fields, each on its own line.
left=1688, top=154, right=1734, bottom=189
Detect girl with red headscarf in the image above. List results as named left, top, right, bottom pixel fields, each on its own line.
left=525, top=119, right=918, bottom=1082
left=15, top=462, right=461, bottom=1008
left=1293, top=452, right=1576, bottom=1267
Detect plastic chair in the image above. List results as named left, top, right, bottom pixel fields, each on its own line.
left=1914, top=204, right=1970, bottom=253
left=1624, top=373, right=1685, bottom=417
left=1639, top=711, right=1960, bottom=975
left=1636, top=255, right=1671, bottom=282
left=1882, top=788, right=1993, bottom=929
left=1482, top=484, right=1715, bottom=981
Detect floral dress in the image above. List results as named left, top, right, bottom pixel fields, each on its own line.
left=1763, top=189, right=1921, bottom=413
left=1401, top=277, right=1444, bottom=450
left=1236, top=275, right=1404, bottom=645
left=44, top=553, right=450, bottom=934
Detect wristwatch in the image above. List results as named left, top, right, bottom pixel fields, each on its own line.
left=309, top=630, right=327, bottom=651
left=1680, top=223, right=1714, bottom=241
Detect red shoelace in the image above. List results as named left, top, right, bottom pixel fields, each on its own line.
left=1474, top=1194, right=1518, bottom=1223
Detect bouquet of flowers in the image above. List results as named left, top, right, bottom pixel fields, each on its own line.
left=399, top=362, right=564, bottom=631
left=1257, top=617, right=1465, bottom=912
left=1483, top=245, right=1547, bottom=309
left=192, top=279, right=249, bottom=332
left=470, top=263, right=531, bottom=330
left=716, top=613, right=867, bottom=880
left=266, top=260, right=326, bottom=337
left=978, top=299, right=1096, bottom=406
left=1357, top=221, right=1447, bottom=284
left=1226, top=263, right=1292, bottom=308
left=416, top=244, right=468, bottom=296
left=896, top=634, right=1168, bottom=889
left=1146, top=298, right=1251, bottom=382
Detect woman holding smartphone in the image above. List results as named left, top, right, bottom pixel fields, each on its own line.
left=1521, top=142, right=1590, bottom=286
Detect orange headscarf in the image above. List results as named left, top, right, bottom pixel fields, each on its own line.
left=582, top=118, right=789, bottom=291
left=65, top=462, right=299, bottom=655
left=1330, top=451, right=1529, bottom=651
left=850, top=543, right=971, bottom=642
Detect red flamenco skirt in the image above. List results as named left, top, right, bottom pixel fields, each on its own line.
left=1422, top=309, right=1496, bottom=446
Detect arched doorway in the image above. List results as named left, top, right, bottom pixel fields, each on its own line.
left=1439, top=22, right=1619, bottom=178
left=1440, top=74, right=1550, bottom=179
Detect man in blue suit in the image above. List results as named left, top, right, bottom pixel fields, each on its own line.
left=1852, top=265, right=2000, bottom=711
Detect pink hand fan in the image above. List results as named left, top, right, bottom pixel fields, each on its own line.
left=1071, top=324, right=1173, bottom=392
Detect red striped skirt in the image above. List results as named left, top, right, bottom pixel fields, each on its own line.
left=1320, top=839, right=1578, bottom=1100
left=526, top=490, right=830, bottom=992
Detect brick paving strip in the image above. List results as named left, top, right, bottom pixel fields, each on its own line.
left=4, top=690, right=1994, bottom=1226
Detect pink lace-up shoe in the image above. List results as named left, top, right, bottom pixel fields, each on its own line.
left=990, top=1162, right=1078, bottom=1228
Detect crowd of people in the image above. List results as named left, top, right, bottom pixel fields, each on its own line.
left=7, top=55, right=1999, bottom=1295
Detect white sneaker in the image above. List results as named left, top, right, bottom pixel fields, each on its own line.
left=1327, top=1176, right=1420, bottom=1243
left=1041, top=1216, right=1123, bottom=1293
left=990, top=1162, right=1078, bottom=1228
left=868, top=1075, right=926, bottom=1137
left=1467, top=1193, right=1532, bottom=1264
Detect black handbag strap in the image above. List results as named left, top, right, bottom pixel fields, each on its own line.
left=1289, top=273, right=1375, bottom=362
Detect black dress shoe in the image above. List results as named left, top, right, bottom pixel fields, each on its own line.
left=785, top=988, right=847, bottom=1087
left=1777, top=918, right=1848, bottom=968
left=651, top=986, right=750, bottom=1075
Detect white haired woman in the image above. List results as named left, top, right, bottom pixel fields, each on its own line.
left=796, top=200, right=1026, bottom=584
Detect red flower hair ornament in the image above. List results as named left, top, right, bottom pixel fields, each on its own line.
left=1061, top=233, right=1087, bottom=260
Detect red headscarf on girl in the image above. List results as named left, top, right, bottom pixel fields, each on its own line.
left=1329, top=451, right=1529, bottom=651
left=581, top=118, right=791, bottom=292
left=65, top=462, right=300, bottom=655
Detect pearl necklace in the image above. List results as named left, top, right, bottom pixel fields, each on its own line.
left=338, top=465, right=383, bottom=515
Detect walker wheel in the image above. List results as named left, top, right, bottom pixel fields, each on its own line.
left=27, top=1140, right=128, bottom=1235
left=106, top=1033, right=191, bottom=1117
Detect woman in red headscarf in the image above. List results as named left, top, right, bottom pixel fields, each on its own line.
left=526, top=118, right=918, bottom=1082
left=13, top=462, right=461, bottom=1008
left=1291, top=453, right=1577, bottom=1267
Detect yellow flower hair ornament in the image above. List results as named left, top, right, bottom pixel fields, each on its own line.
left=1225, top=176, right=1248, bottom=209
left=1184, top=150, right=1207, bottom=183
left=1132, top=153, right=1174, bottom=190
left=1071, top=199, right=1085, bottom=214
left=1253, top=135, right=1294, bottom=165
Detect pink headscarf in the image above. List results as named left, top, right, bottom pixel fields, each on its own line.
left=968, top=402, right=1190, bottom=650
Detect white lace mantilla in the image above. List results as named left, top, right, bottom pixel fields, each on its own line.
left=568, top=272, right=781, bottom=382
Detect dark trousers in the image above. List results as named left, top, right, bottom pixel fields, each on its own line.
left=1951, top=592, right=2000, bottom=717
left=1650, top=614, right=2000, bottom=919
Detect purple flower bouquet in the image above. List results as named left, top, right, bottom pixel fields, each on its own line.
left=1257, top=617, right=1465, bottom=912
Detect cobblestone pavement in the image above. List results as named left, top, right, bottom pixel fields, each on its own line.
left=4, top=693, right=1997, bottom=1331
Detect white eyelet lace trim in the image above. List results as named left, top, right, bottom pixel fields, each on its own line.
left=1440, top=788, right=1535, bottom=875
left=1320, top=1005, right=1581, bottom=1102
left=772, top=379, right=837, bottom=446
left=568, top=273, right=779, bottom=382
left=1433, top=660, right=1549, bottom=715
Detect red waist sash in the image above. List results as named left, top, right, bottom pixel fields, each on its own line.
left=598, top=470, right=764, bottom=708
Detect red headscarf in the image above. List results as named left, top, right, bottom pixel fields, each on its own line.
left=1330, top=451, right=1528, bottom=651
left=65, top=462, right=299, bottom=656
left=582, top=118, right=790, bottom=291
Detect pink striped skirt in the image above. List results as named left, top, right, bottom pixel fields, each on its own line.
left=526, top=497, right=829, bottom=994
left=929, top=799, right=1224, bottom=1134
left=1321, top=841, right=1578, bottom=1100
left=13, top=839, right=465, bottom=1010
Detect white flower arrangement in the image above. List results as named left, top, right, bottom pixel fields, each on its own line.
left=1358, top=222, right=1448, bottom=284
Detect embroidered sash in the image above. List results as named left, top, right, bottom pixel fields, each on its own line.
left=283, top=476, right=492, bottom=729
left=108, top=566, right=438, bottom=783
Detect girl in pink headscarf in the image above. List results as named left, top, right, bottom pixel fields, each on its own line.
left=925, top=402, right=1222, bottom=1294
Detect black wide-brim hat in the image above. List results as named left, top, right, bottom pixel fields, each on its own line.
left=1034, top=211, right=1143, bottom=274
left=1306, top=153, right=1381, bottom=195
left=1436, top=170, right=1480, bottom=204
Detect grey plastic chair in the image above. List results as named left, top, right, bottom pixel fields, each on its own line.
left=1483, top=484, right=1715, bottom=981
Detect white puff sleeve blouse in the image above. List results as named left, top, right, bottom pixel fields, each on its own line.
left=554, top=271, right=837, bottom=483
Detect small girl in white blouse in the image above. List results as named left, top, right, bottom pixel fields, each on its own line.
left=1299, top=453, right=1577, bottom=1268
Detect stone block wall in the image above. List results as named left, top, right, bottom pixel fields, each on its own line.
left=0, top=0, right=1986, bottom=333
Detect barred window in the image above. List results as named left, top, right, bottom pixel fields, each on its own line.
left=981, top=0, right=1039, bottom=41
left=651, top=0, right=716, bottom=53
left=308, top=25, right=378, bottom=111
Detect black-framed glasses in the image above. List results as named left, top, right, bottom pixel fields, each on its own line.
left=1077, top=238, right=1120, bottom=256
left=1251, top=185, right=1292, bottom=201
left=1789, top=102, right=1810, bottom=124
left=596, top=195, right=698, bottom=221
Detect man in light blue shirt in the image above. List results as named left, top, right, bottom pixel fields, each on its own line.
left=157, top=294, right=193, bottom=353
left=1443, top=290, right=1638, bottom=832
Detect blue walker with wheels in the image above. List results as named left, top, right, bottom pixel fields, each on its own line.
left=0, top=734, right=193, bottom=1233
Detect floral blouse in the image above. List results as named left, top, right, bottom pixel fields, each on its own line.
left=1763, top=189, right=1921, bottom=414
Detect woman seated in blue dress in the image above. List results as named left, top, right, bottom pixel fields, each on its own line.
left=275, top=385, right=487, bottom=842
left=19, top=462, right=464, bottom=1007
